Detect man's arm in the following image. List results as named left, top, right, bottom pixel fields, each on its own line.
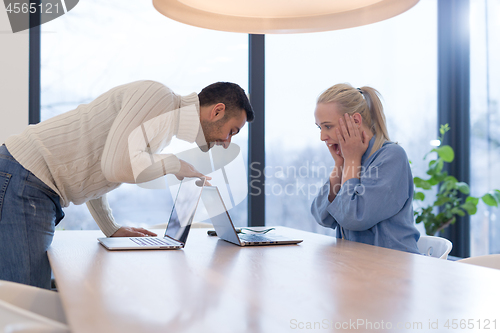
left=100, top=81, right=199, bottom=184
left=86, top=195, right=157, bottom=237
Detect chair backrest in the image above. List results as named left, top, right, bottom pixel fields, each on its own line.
left=0, top=280, right=68, bottom=325
left=458, top=254, right=500, bottom=270
left=0, top=299, right=69, bottom=333
left=417, top=236, right=453, bottom=259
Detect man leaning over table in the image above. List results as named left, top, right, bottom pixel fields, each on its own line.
left=0, top=80, right=254, bottom=289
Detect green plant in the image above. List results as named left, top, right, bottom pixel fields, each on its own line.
left=413, top=124, right=500, bottom=236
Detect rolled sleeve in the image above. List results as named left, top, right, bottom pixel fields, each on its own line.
left=311, top=181, right=339, bottom=229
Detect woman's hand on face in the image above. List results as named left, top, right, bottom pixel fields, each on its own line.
left=327, top=141, right=344, bottom=167
left=335, top=113, right=369, bottom=164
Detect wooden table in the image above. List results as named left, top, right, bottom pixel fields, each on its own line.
left=48, top=227, right=500, bottom=333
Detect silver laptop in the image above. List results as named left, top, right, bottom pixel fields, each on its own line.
left=98, top=178, right=205, bottom=250
left=201, top=186, right=303, bottom=246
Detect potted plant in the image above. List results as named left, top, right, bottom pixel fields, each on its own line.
left=413, top=124, right=500, bottom=236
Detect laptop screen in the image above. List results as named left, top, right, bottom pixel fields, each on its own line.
left=200, top=186, right=241, bottom=245
left=164, top=178, right=205, bottom=244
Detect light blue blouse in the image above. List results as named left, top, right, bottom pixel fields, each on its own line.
left=311, top=136, right=420, bottom=254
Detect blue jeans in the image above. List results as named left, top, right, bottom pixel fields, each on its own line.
left=0, top=144, right=64, bottom=289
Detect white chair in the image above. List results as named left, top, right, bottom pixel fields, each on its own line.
left=417, top=235, right=453, bottom=259
left=0, top=280, right=69, bottom=333
left=458, top=254, right=500, bottom=270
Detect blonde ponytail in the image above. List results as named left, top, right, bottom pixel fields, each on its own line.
left=317, top=83, right=390, bottom=156
left=358, top=86, right=390, bottom=155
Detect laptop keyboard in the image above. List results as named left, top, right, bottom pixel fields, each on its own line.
left=130, top=237, right=179, bottom=246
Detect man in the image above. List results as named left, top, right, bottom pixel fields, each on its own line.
left=0, top=80, right=254, bottom=288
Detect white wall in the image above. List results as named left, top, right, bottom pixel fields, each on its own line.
left=0, top=5, right=29, bottom=144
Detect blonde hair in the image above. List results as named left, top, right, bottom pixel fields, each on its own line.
left=317, top=83, right=390, bottom=156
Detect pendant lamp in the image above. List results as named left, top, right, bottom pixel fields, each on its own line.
left=153, top=0, right=419, bottom=34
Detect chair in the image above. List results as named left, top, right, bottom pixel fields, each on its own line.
left=417, top=235, right=453, bottom=259
left=0, top=280, right=69, bottom=332
left=457, top=254, right=500, bottom=270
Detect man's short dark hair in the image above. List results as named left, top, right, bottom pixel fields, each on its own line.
left=198, top=82, right=254, bottom=122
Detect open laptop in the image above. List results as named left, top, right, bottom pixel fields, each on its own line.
left=201, top=186, right=303, bottom=246
left=98, top=178, right=205, bottom=250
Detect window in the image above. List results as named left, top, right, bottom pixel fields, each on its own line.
left=41, top=0, right=248, bottom=230
left=264, top=0, right=437, bottom=235
left=470, top=0, right=500, bottom=255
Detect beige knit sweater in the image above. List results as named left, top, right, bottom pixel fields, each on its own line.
left=5, top=80, right=201, bottom=236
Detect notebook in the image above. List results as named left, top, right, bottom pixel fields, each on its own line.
left=98, top=177, right=205, bottom=250
left=201, top=186, right=303, bottom=246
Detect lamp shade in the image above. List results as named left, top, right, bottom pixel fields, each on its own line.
left=152, top=0, right=419, bottom=34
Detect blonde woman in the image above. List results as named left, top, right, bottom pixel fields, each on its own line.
left=311, top=83, right=420, bottom=254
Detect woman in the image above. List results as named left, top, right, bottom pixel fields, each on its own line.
left=311, top=83, right=420, bottom=254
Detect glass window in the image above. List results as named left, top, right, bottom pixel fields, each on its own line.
left=470, top=0, right=500, bottom=255
left=264, top=0, right=437, bottom=236
left=41, top=0, right=248, bottom=230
